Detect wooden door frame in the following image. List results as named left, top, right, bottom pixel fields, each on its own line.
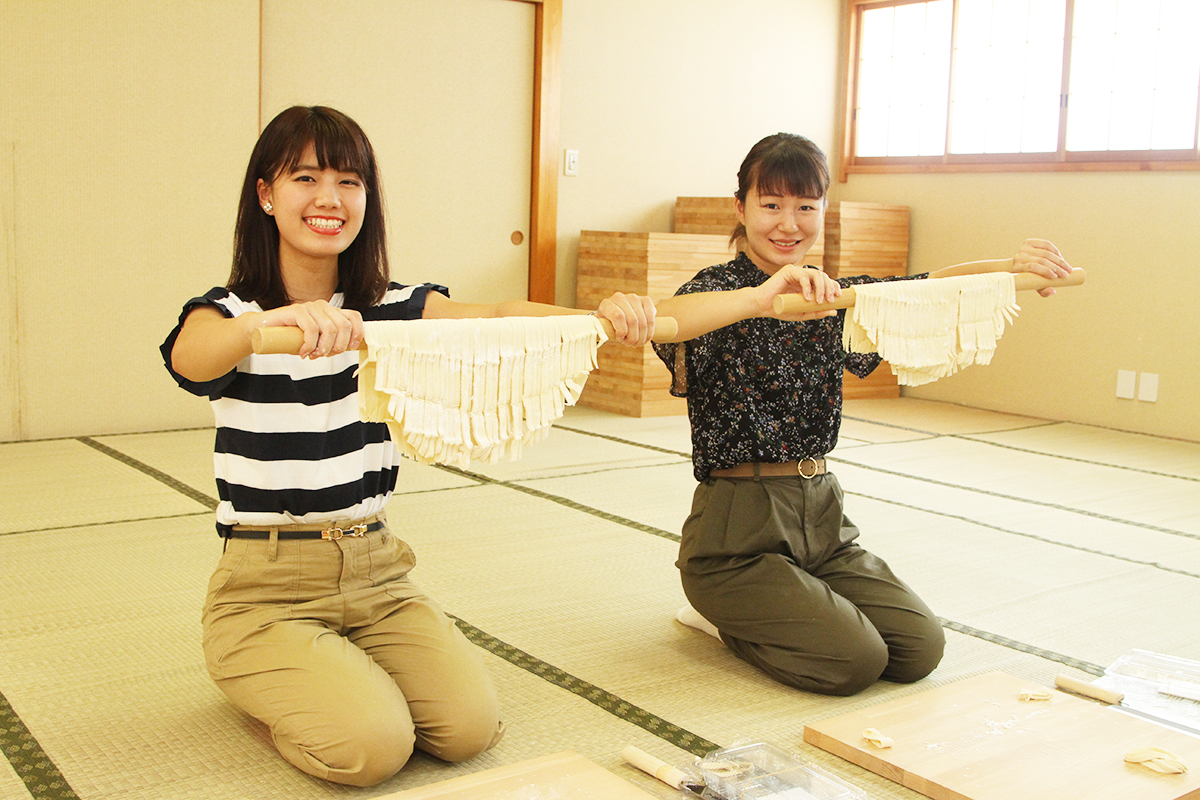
left=514, top=0, right=561, bottom=304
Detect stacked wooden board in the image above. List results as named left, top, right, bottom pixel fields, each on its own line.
left=822, top=201, right=910, bottom=280
left=575, top=231, right=733, bottom=416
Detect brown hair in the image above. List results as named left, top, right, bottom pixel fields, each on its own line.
left=228, top=106, right=389, bottom=311
left=730, top=133, right=830, bottom=247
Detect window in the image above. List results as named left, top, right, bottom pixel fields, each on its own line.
left=842, top=0, right=1200, bottom=176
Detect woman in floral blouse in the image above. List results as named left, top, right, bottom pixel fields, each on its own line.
left=653, top=133, right=1072, bottom=695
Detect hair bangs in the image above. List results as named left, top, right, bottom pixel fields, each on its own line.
left=270, top=108, right=375, bottom=186
left=751, top=149, right=828, bottom=201
left=310, top=123, right=374, bottom=184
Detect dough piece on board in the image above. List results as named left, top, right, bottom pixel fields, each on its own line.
left=862, top=728, right=893, bottom=749
left=1124, top=746, right=1188, bottom=774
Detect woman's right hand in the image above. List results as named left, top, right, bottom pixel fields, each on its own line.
left=257, top=300, right=364, bottom=359
left=755, top=264, right=841, bottom=320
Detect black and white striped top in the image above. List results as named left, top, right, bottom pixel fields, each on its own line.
left=161, top=282, right=446, bottom=529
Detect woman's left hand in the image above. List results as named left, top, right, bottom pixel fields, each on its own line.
left=595, top=292, right=657, bottom=345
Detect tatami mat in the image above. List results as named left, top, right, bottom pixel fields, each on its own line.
left=840, top=398, right=1058, bottom=435
left=966, top=422, right=1200, bottom=479
left=1, top=398, right=1197, bottom=800
left=0, top=440, right=210, bottom=535
left=836, top=436, right=1200, bottom=534
left=464, top=428, right=687, bottom=483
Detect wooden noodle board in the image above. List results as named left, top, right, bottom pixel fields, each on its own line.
left=804, top=671, right=1200, bottom=800
left=375, top=750, right=662, bottom=799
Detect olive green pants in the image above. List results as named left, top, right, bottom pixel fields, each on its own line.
left=202, top=523, right=502, bottom=786
left=678, top=473, right=944, bottom=696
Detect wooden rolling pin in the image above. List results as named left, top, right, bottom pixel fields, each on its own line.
left=1055, top=673, right=1126, bottom=706
left=251, top=314, right=679, bottom=356
left=772, top=268, right=1087, bottom=315
left=620, top=746, right=692, bottom=791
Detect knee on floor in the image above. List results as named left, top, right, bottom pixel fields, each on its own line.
left=288, top=716, right=417, bottom=787
left=750, top=635, right=891, bottom=697
left=882, top=624, right=946, bottom=684
left=809, top=650, right=890, bottom=697
left=419, top=712, right=505, bottom=763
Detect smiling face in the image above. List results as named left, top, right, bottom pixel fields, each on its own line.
left=257, top=142, right=367, bottom=273
left=735, top=187, right=825, bottom=275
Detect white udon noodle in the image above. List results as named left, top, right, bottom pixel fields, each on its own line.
left=843, top=273, right=1020, bottom=386
left=357, top=315, right=608, bottom=468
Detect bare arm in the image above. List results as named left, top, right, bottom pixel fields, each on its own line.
left=930, top=239, right=1073, bottom=296
left=654, top=265, right=841, bottom=342
left=171, top=301, right=364, bottom=382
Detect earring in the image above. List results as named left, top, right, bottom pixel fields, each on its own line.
left=262, top=202, right=273, bottom=213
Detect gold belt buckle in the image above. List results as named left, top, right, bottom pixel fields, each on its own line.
left=322, top=523, right=368, bottom=540
left=797, top=457, right=820, bottom=480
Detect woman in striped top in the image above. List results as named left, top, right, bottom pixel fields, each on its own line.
left=162, top=106, right=656, bottom=786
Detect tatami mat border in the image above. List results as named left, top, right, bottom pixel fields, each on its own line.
left=938, top=620, right=1103, bottom=676
left=0, top=512, right=213, bottom=539
left=554, top=425, right=692, bottom=458
left=554, top=424, right=696, bottom=455
left=77, top=437, right=218, bottom=510
left=0, top=690, right=79, bottom=800
left=439, top=464, right=684, bottom=543
left=452, top=617, right=718, bottom=757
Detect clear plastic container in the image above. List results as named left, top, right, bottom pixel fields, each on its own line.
left=695, top=742, right=865, bottom=800
left=1106, top=649, right=1200, bottom=700
left=1094, top=649, right=1200, bottom=734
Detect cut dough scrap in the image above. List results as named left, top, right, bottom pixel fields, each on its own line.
left=1124, top=746, right=1188, bottom=774
left=1018, top=688, right=1053, bottom=701
left=358, top=315, right=607, bottom=468
left=844, top=273, right=1019, bottom=386
left=862, top=728, right=893, bottom=749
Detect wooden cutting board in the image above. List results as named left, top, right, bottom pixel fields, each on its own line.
left=374, top=750, right=664, bottom=799
left=805, top=671, right=1200, bottom=800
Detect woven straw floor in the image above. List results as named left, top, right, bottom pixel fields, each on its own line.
left=1, top=398, right=1197, bottom=800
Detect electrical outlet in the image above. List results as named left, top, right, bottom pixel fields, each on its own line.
left=1138, top=372, right=1159, bottom=402
left=1116, top=370, right=1136, bottom=399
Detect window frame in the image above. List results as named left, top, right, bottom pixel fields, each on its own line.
left=839, top=0, right=1200, bottom=181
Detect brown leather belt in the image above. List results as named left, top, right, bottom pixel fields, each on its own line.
left=710, top=458, right=827, bottom=480
left=220, top=513, right=385, bottom=540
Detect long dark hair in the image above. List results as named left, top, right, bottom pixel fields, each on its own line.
left=730, top=133, right=830, bottom=247
left=229, top=106, right=389, bottom=310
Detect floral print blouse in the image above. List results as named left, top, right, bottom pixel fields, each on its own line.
left=653, top=253, right=925, bottom=481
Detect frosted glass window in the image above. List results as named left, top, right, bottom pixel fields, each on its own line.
left=855, top=1, right=952, bottom=157
left=1066, top=0, right=1200, bottom=152
left=849, top=0, right=1200, bottom=165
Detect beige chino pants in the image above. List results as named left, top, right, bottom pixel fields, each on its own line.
left=202, top=523, right=502, bottom=786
